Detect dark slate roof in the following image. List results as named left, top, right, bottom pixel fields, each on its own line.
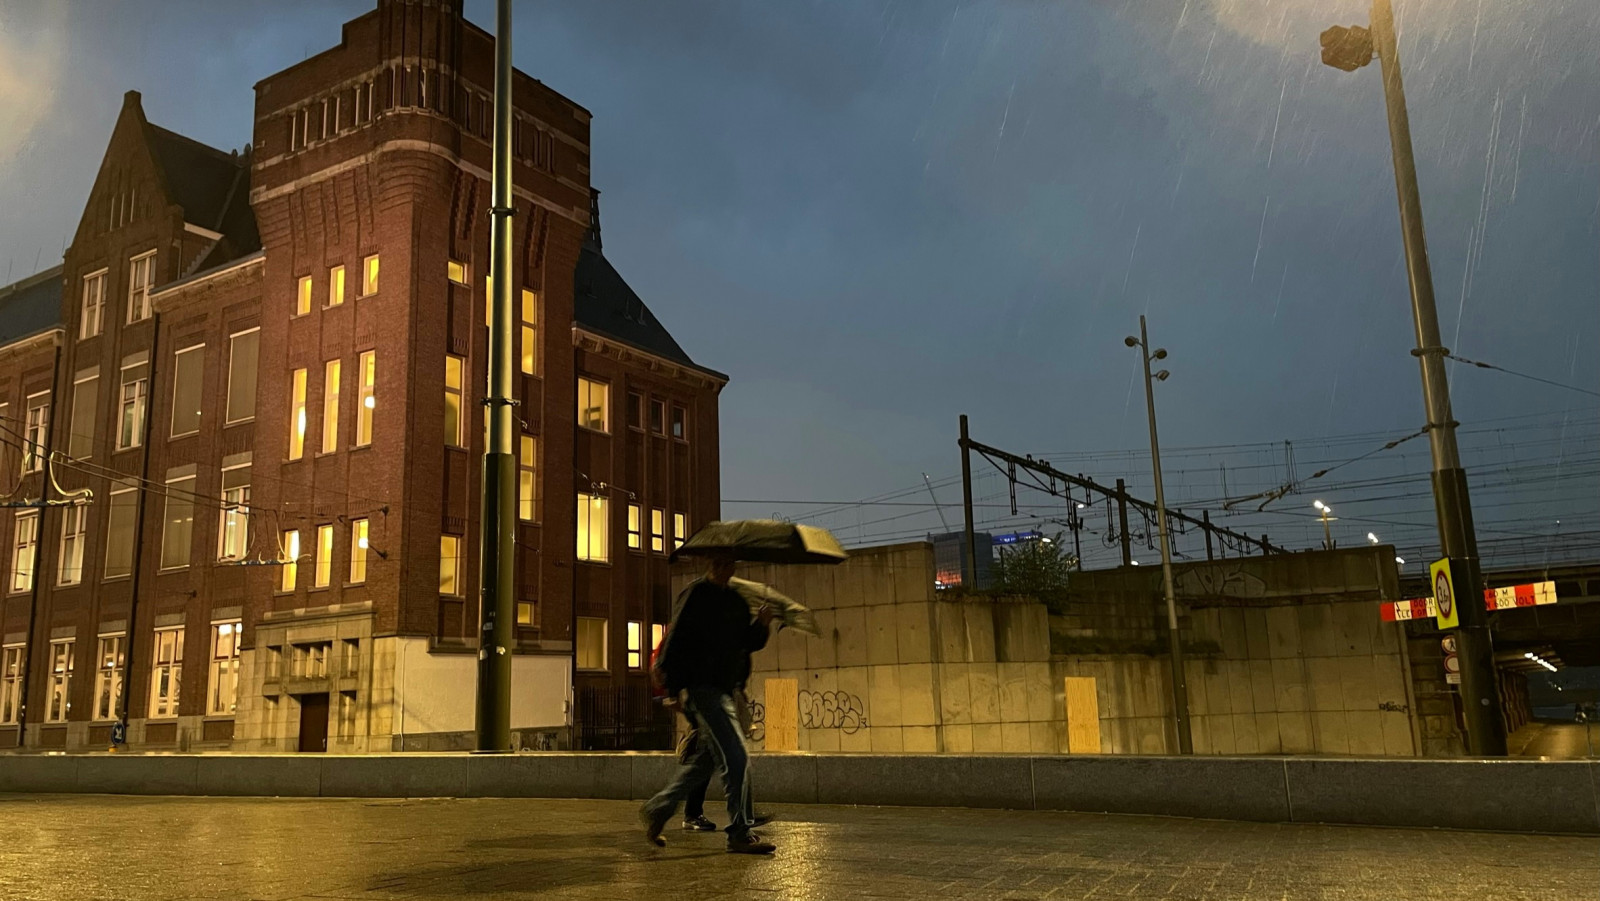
left=146, top=123, right=260, bottom=272
left=0, top=265, right=64, bottom=347
left=573, top=194, right=724, bottom=381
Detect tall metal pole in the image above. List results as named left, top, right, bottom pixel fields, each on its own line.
left=1371, top=0, right=1504, bottom=755
left=959, top=415, right=977, bottom=590
left=1134, top=315, right=1192, bottom=754
left=1115, top=479, right=1132, bottom=567
left=475, top=0, right=516, bottom=752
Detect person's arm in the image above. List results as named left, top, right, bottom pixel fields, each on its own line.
left=663, top=587, right=708, bottom=695
left=745, top=604, right=775, bottom=652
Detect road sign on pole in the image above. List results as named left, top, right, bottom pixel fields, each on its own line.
left=1431, top=558, right=1459, bottom=630
left=1441, top=635, right=1461, bottom=685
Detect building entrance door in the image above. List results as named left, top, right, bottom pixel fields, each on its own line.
left=298, top=693, right=330, bottom=753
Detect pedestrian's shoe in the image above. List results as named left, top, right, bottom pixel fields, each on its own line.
left=749, top=812, right=775, bottom=828
left=683, top=815, right=717, bottom=832
left=640, top=804, right=672, bottom=847
left=726, top=830, right=776, bottom=855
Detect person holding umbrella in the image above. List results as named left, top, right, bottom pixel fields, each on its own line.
left=641, top=520, right=845, bottom=854
left=641, top=553, right=776, bottom=853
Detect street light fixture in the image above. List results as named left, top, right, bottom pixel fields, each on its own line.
left=1313, top=500, right=1336, bottom=550
left=1320, top=0, right=1505, bottom=755
left=1126, top=315, right=1191, bottom=755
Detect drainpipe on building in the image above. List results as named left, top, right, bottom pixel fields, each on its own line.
left=114, top=312, right=160, bottom=747
left=14, top=343, right=62, bottom=749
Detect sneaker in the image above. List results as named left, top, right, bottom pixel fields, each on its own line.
left=726, top=831, right=776, bottom=855
left=683, top=815, right=718, bottom=832
left=749, top=812, right=775, bottom=828
left=639, top=804, right=672, bottom=847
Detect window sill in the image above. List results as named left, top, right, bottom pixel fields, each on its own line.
left=223, top=418, right=256, bottom=427
left=202, top=715, right=236, bottom=722
left=576, top=668, right=610, bottom=675
left=308, top=586, right=331, bottom=593
left=576, top=559, right=613, bottom=568
left=578, top=426, right=612, bottom=437
left=170, top=430, right=200, bottom=440
left=101, top=575, right=131, bottom=584
left=157, top=566, right=191, bottom=574
left=342, top=582, right=366, bottom=589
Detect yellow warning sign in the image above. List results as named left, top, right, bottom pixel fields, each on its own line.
left=1431, top=558, right=1459, bottom=630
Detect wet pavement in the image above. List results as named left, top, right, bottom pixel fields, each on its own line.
left=0, top=794, right=1595, bottom=900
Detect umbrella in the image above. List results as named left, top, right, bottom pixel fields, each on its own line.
left=729, top=577, right=819, bottom=637
left=670, top=519, right=848, bottom=565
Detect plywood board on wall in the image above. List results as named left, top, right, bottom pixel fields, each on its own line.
left=1064, top=676, right=1101, bottom=754
left=764, top=678, right=799, bottom=751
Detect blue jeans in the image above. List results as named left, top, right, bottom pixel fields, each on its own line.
left=644, top=687, right=753, bottom=836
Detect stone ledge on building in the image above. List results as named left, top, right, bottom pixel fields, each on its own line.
left=0, top=752, right=1593, bottom=835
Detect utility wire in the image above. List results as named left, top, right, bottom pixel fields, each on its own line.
left=1447, top=353, right=1600, bottom=398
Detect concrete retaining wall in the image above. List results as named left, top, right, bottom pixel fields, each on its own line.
left=2, top=752, right=1596, bottom=834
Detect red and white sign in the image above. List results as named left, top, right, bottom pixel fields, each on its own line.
left=1379, top=580, right=1557, bottom=622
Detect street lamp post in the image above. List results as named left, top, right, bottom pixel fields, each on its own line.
left=1320, top=0, right=1506, bottom=755
left=1313, top=500, right=1336, bottom=550
left=1126, top=316, right=1192, bottom=755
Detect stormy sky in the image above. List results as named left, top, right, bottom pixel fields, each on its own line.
left=1, top=1, right=1596, bottom=564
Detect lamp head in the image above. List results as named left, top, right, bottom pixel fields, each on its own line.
left=1153, top=348, right=1168, bottom=360
left=1124, top=336, right=1139, bottom=347
left=1154, top=370, right=1170, bottom=381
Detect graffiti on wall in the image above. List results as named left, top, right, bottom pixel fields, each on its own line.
left=798, top=690, right=868, bottom=734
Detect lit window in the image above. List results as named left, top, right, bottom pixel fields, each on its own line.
left=289, top=368, right=307, bottom=460
left=447, top=259, right=468, bottom=285
left=322, top=359, right=341, bottom=453
left=328, top=264, right=345, bottom=307
left=69, top=372, right=99, bottom=459
left=651, top=623, right=666, bottom=654
left=93, top=634, right=125, bottom=721
left=362, top=254, right=379, bottom=296
left=218, top=465, right=250, bottom=562
left=80, top=269, right=106, bottom=339
left=171, top=345, right=205, bottom=436
left=577, top=493, right=609, bottom=563
left=627, top=504, right=641, bottom=551
left=314, top=524, right=334, bottom=588
left=22, top=396, right=48, bottom=473
left=444, top=356, right=465, bottom=447
left=650, top=508, right=665, bottom=554
left=674, top=512, right=687, bottom=550
left=440, top=534, right=462, bottom=595
left=10, top=510, right=38, bottom=594
left=148, top=628, right=182, bottom=718
left=127, top=251, right=154, bottom=323
left=356, top=351, right=375, bottom=446
left=160, top=470, right=196, bottom=569
left=46, top=640, right=75, bottom=723
left=576, top=617, right=607, bottom=671
left=57, top=504, right=87, bottom=586
left=103, top=483, right=137, bottom=579
left=226, top=329, right=259, bottom=423
left=280, top=530, right=300, bottom=592
left=520, top=289, right=537, bottom=375
left=350, top=518, right=369, bottom=584
left=516, top=602, right=536, bottom=627
left=627, top=621, right=643, bottom=669
left=577, top=378, right=609, bottom=433
left=208, top=622, right=241, bottom=715
left=1, top=645, right=23, bottom=725
left=117, top=362, right=149, bottom=450
left=649, top=399, right=665, bottom=435
left=297, top=275, right=313, bottom=316
left=672, top=405, right=686, bottom=440
left=518, top=436, right=537, bottom=521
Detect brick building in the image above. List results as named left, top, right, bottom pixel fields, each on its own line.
left=0, top=0, right=724, bottom=753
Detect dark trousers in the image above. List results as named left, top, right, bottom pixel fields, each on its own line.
left=644, top=687, right=753, bottom=835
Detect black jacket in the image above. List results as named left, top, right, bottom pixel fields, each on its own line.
left=662, top=579, right=770, bottom=695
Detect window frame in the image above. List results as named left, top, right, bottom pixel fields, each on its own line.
left=117, top=362, right=149, bottom=451
left=671, top=405, right=687, bottom=441
left=349, top=518, right=369, bottom=584
left=126, top=250, right=155, bottom=324
left=327, top=264, right=346, bottom=308
left=218, top=463, right=251, bottom=563
left=225, top=327, right=260, bottom=425
left=46, top=639, right=75, bottom=723
left=626, top=503, right=642, bottom=552
left=626, top=391, right=643, bottom=431
left=159, top=471, right=197, bottom=571
left=148, top=627, right=183, bottom=719
left=447, top=259, right=469, bottom=286
left=69, top=371, right=100, bottom=460
left=355, top=350, right=375, bottom=447
left=519, top=288, right=538, bottom=376
left=576, top=493, right=610, bottom=564
left=280, top=530, right=300, bottom=592
left=103, top=482, right=137, bottom=580
left=439, top=534, right=463, bottom=596
left=92, top=633, right=125, bottom=721
left=288, top=368, right=308, bottom=461
left=296, top=275, right=313, bottom=316
left=577, top=377, right=610, bottom=434
left=674, top=512, right=687, bottom=550
left=10, top=509, right=39, bottom=594
left=22, top=394, right=48, bottom=473
left=80, top=268, right=107, bottom=340
left=649, top=398, right=666, bottom=436
left=170, top=343, right=206, bottom=438
left=626, top=621, right=643, bottom=670
left=361, top=254, right=379, bottom=297
left=0, top=644, right=23, bottom=725
left=444, top=356, right=465, bottom=448
left=321, top=358, right=341, bottom=454
left=650, top=508, right=665, bottom=554
left=56, top=502, right=88, bottom=586
left=314, top=524, right=334, bottom=589
left=518, top=435, right=538, bottom=522
left=207, top=621, right=242, bottom=716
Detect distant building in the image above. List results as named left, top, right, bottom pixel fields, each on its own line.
left=931, top=531, right=992, bottom=591
left=0, top=0, right=724, bottom=753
